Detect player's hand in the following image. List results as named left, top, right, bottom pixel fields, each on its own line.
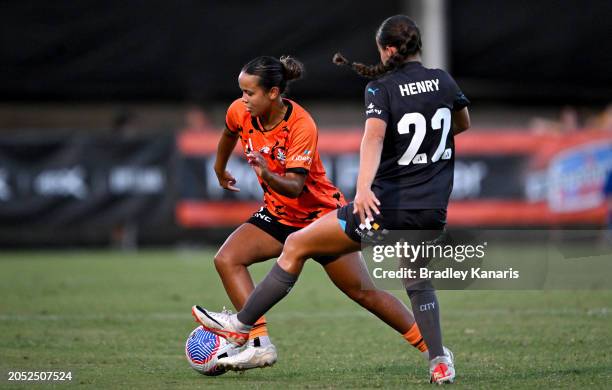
left=246, top=151, right=268, bottom=177
left=216, top=170, right=240, bottom=192
left=353, top=188, right=380, bottom=225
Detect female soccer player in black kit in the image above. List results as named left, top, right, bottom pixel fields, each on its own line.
left=194, top=15, right=471, bottom=384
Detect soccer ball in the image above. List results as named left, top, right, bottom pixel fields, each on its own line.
left=185, top=326, right=236, bottom=376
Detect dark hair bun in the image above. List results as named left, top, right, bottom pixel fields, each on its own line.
left=332, top=52, right=349, bottom=66
left=280, top=55, right=304, bottom=81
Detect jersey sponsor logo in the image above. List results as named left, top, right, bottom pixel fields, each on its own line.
left=365, top=103, right=383, bottom=115
left=291, top=155, right=312, bottom=163
left=367, top=87, right=379, bottom=95
left=398, top=78, right=440, bottom=97
left=253, top=207, right=273, bottom=222
left=290, top=149, right=312, bottom=163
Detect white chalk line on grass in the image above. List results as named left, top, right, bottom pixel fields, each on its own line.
left=0, top=308, right=608, bottom=322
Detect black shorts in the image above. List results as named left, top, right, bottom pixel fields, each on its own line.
left=246, top=207, right=338, bottom=266
left=337, top=202, right=447, bottom=246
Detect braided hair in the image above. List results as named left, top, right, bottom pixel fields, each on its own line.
left=333, top=15, right=422, bottom=79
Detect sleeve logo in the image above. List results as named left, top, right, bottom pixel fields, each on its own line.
left=291, top=149, right=312, bottom=163
left=366, top=103, right=382, bottom=115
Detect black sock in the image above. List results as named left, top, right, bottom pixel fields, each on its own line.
left=407, top=280, right=444, bottom=359
left=237, top=262, right=298, bottom=325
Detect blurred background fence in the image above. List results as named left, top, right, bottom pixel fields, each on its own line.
left=0, top=0, right=610, bottom=248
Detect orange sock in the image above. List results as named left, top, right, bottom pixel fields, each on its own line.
left=248, top=316, right=269, bottom=340
left=403, top=322, right=428, bottom=353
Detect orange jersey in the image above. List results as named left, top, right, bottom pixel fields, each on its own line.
left=225, top=98, right=346, bottom=227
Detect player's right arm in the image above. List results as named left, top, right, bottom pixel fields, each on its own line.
left=354, top=118, right=383, bottom=224
left=446, top=72, right=471, bottom=135
left=214, top=127, right=240, bottom=192
left=214, top=100, right=243, bottom=192
left=354, top=80, right=390, bottom=224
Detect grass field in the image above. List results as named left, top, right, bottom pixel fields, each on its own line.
left=0, top=249, right=611, bottom=389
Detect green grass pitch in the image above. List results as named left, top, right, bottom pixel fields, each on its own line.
left=0, top=250, right=610, bottom=389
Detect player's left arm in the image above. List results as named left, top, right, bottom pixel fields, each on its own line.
left=247, top=117, right=317, bottom=199
left=446, top=72, right=471, bottom=135
left=246, top=151, right=306, bottom=198
left=262, top=170, right=306, bottom=199
left=452, top=107, right=471, bottom=135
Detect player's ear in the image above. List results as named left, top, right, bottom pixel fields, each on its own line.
left=267, top=86, right=281, bottom=100
left=385, top=45, right=397, bottom=57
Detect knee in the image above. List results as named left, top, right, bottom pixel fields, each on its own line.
left=283, top=232, right=307, bottom=261
left=213, top=251, right=237, bottom=273
left=348, top=288, right=378, bottom=308
left=277, top=232, right=309, bottom=272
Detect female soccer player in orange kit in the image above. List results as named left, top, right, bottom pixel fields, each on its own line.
left=199, top=55, right=432, bottom=370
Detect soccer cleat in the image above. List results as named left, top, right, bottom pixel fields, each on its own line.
left=217, top=343, right=278, bottom=371
left=429, top=347, right=455, bottom=384
left=191, top=305, right=250, bottom=346
left=421, top=346, right=453, bottom=362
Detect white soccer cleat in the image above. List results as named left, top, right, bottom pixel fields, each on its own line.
left=217, top=343, right=278, bottom=371
left=191, top=305, right=250, bottom=346
left=421, top=346, right=453, bottom=362
left=429, top=347, right=455, bottom=384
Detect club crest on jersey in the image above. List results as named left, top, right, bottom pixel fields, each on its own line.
left=367, top=87, right=379, bottom=95
left=276, top=148, right=286, bottom=163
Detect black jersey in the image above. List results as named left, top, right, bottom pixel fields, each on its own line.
left=364, top=61, right=470, bottom=210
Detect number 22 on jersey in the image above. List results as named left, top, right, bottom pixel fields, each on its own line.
left=397, top=107, right=452, bottom=166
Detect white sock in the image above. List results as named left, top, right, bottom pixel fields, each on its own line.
left=249, top=335, right=272, bottom=347
left=421, top=349, right=430, bottom=361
